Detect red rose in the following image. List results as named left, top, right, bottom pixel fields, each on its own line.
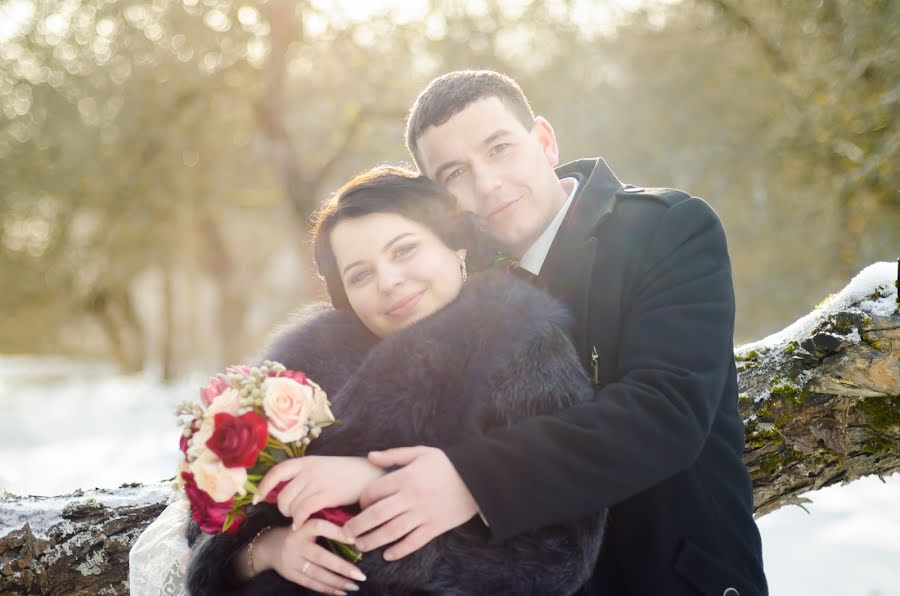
left=264, top=480, right=289, bottom=504
left=312, top=507, right=353, bottom=527
left=182, top=471, right=243, bottom=534
left=205, top=411, right=268, bottom=468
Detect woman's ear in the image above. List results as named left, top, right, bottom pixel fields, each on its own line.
left=456, top=249, right=468, bottom=262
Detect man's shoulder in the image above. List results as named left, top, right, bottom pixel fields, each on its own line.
left=614, top=185, right=693, bottom=208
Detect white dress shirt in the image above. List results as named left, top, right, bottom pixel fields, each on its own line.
left=518, top=177, right=579, bottom=276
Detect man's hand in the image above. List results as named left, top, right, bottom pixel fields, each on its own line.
left=344, top=446, right=480, bottom=561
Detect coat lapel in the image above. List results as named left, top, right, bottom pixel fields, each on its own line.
left=539, top=158, right=624, bottom=362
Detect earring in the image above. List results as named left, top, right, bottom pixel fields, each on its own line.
left=459, top=254, right=468, bottom=283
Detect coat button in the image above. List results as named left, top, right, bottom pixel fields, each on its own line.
left=722, top=589, right=740, bottom=596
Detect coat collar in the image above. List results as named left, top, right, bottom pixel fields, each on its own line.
left=537, top=157, right=624, bottom=358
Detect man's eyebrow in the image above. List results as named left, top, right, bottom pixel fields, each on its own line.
left=481, top=129, right=512, bottom=147
left=341, top=233, right=416, bottom=276
left=432, top=129, right=513, bottom=181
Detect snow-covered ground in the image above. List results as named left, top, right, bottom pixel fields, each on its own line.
left=2, top=259, right=899, bottom=596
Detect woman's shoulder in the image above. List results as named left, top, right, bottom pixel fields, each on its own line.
left=255, top=303, right=377, bottom=370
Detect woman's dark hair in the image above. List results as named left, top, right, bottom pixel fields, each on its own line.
left=312, top=166, right=498, bottom=309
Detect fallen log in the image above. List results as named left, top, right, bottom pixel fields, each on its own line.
left=1, top=261, right=897, bottom=594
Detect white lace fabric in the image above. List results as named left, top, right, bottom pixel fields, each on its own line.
left=129, top=494, right=191, bottom=596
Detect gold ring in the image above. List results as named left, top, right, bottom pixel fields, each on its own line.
left=301, top=560, right=311, bottom=574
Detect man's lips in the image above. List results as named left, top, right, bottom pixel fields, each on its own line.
left=386, top=290, right=425, bottom=316
left=487, top=197, right=520, bottom=219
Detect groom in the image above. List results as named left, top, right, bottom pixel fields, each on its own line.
left=346, top=70, right=767, bottom=595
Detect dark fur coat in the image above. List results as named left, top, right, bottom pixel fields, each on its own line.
left=186, top=271, right=605, bottom=595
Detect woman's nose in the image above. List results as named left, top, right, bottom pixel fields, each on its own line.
left=376, top=264, right=404, bottom=292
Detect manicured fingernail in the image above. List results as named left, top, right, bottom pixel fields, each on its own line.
left=251, top=496, right=259, bottom=505
left=342, top=535, right=355, bottom=544
left=383, top=551, right=394, bottom=561
left=351, top=570, right=366, bottom=582
left=345, top=583, right=359, bottom=591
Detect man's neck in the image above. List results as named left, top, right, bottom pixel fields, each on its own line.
left=511, top=179, right=574, bottom=258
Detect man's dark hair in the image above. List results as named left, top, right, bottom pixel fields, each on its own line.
left=405, top=70, right=535, bottom=172
left=312, top=166, right=497, bottom=309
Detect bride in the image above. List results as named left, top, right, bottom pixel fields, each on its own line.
left=130, top=166, right=605, bottom=595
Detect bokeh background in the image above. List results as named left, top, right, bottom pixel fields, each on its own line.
left=1, top=0, right=898, bottom=594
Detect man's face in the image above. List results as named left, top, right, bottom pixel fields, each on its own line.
left=416, top=97, right=568, bottom=257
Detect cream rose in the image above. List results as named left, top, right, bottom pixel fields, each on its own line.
left=190, top=450, right=247, bottom=502
left=307, top=380, right=335, bottom=426
left=262, top=377, right=314, bottom=443
left=207, top=387, right=240, bottom=416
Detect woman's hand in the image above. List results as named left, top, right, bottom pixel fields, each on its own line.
left=255, top=456, right=385, bottom=529
left=248, top=522, right=367, bottom=595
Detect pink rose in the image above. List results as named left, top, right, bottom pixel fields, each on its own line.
left=262, top=377, right=314, bottom=443
left=200, top=375, right=229, bottom=407
left=190, top=450, right=248, bottom=502
left=279, top=370, right=307, bottom=384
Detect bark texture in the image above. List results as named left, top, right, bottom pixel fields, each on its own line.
left=2, top=265, right=898, bottom=594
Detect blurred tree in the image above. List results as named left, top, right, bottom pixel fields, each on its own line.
left=1, top=0, right=897, bottom=374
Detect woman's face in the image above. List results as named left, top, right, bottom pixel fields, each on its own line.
left=330, top=212, right=466, bottom=338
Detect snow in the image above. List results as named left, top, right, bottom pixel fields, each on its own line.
left=1, top=347, right=899, bottom=593
left=736, top=261, right=898, bottom=356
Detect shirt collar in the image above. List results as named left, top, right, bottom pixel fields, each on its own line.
left=518, top=177, right=579, bottom=276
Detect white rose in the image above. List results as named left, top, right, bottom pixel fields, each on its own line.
left=262, top=377, right=314, bottom=443
left=190, top=450, right=247, bottom=502
left=307, top=380, right=335, bottom=426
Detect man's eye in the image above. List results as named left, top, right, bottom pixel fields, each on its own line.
left=490, top=143, right=509, bottom=156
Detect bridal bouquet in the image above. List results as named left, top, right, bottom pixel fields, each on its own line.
left=175, top=360, right=359, bottom=559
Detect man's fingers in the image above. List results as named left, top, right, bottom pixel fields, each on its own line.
left=358, top=470, right=407, bottom=510
left=255, top=459, right=303, bottom=504
left=367, top=446, right=427, bottom=468
left=345, top=494, right=404, bottom=538
left=383, top=525, right=436, bottom=561
left=354, top=512, right=420, bottom=553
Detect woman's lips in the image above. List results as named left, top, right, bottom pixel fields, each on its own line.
left=386, top=290, right=425, bottom=317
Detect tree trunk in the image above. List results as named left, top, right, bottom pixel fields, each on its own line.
left=2, top=263, right=897, bottom=594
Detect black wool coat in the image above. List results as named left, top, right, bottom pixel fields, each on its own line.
left=445, top=159, right=768, bottom=596
left=186, top=271, right=605, bottom=596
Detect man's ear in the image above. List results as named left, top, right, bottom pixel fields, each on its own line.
left=531, top=116, right=560, bottom=167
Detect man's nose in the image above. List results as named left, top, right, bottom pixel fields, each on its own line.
left=472, top=164, right=502, bottom=200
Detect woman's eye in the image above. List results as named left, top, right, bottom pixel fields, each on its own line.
left=349, top=269, right=371, bottom=285
left=445, top=168, right=464, bottom=183
left=394, top=243, right=417, bottom=258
